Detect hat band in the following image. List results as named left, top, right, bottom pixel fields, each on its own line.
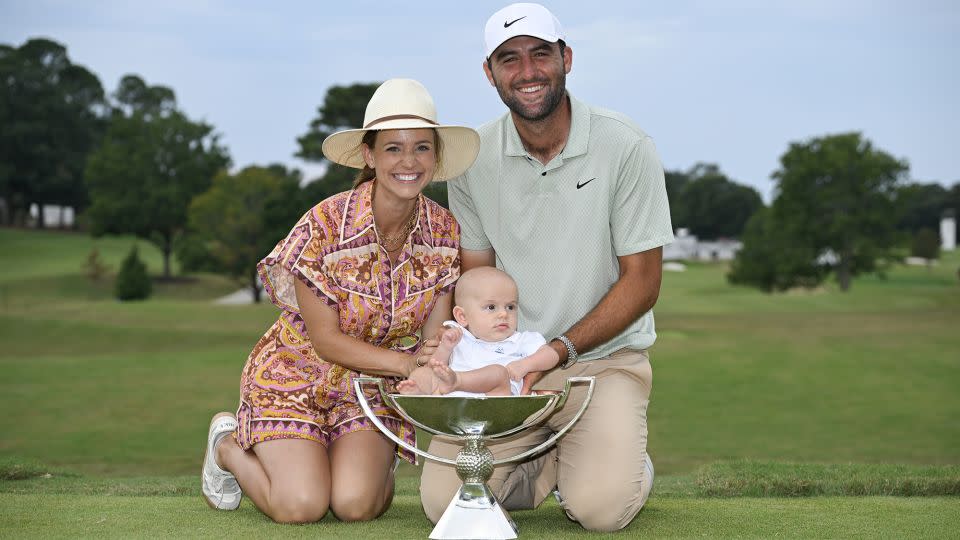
left=364, top=114, right=439, bottom=129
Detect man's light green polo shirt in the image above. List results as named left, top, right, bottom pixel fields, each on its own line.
left=447, top=95, right=674, bottom=361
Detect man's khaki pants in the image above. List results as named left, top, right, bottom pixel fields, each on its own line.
left=419, top=348, right=653, bottom=532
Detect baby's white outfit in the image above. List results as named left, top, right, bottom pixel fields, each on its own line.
left=443, top=320, right=546, bottom=397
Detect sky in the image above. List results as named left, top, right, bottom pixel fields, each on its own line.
left=3, top=0, right=958, bottom=202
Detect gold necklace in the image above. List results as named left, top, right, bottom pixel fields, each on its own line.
left=377, top=207, right=418, bottom=252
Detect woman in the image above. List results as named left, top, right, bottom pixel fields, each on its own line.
left=201, top=78, right=479, bottom=523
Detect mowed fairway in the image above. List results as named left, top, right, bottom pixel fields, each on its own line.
left=1, top=228, right=958, bottom=537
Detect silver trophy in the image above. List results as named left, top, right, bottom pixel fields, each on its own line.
left=354, top=376, right=596, bottom=540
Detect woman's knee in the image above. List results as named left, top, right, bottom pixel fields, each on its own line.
left=330, top=491, right=388, bottom=522
left=267, top=491, right=329, bottom=524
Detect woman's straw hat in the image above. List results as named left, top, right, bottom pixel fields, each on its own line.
left=321, top=78, right=480, bottom=181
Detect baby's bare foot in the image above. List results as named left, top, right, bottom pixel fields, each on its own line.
left=396, top=379, right=424, bottom=395
left=430, top=359, right=459, bottom=394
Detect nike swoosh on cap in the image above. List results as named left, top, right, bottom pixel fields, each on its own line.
left=504, top=16, right=526, bottom=28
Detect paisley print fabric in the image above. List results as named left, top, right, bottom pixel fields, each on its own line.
left=236, top=180, right=460, bottom=463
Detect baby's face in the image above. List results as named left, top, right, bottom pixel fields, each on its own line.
left=455, top=274, right=518, bottom=342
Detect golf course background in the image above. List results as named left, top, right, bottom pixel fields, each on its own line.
left=1, top=227, right=958, bottom=537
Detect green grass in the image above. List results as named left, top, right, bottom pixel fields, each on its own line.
left=1, top=475, right=958, bottom=539
left=3, top=459, right=956, bottom=499
left=1, top=485, right=958, bottom=539
left=0, top=228, right=958, bottom=537
left=651, top=252, right=960, bottom=473
left=0, top=227, right=173, bottom=282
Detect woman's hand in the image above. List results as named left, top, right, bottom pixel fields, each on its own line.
left=403, top=353, right=421, bottom=378
left=295, top=279, right=415, bottom=378
left=415, top=335, right=441, bottom=370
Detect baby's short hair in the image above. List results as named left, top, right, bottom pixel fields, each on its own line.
left=454, top=266, right=517, bottom=306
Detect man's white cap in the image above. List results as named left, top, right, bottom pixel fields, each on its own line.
left=484, top=3, right=565, bottom=58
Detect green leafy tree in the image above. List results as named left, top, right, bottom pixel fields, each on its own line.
left=728, top=208, right=825, bottom=292
left=114, top=245, right=152, bottom=300
left=112, top=74, right=175, bottom=118
left=664, top=169, right=690, bottom=226
left=735, top=132, right=907, bottom=292
left=895, top=182, right=948, bottom=236
left=296, top=82, right=379, bottom=204
left=679, top=164, right=763, bottom=239
left=184, top=166, right=303, bottom=302
left=300, top=164, right=356, bottom=207
left=85, top=75, right=230, bottom=279
left=945, top=183, right=960, bottom=218
left=422, top=182, right=449, bottom=209
left=296, top=82, right=379, bottom=162
left=665, top=164, right=763, bottom=239
left=0, top=38, right=106, bottom=226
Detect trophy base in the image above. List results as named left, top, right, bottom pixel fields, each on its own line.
left=430, top=494, right=517, bottom=540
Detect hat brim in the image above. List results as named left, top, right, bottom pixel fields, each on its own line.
left=487, top=31, right=562, bottom=59
left=321, top=119, right=480, bottom=182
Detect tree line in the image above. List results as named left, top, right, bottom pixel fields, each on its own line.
left=2, top=37, right=957, bottom=298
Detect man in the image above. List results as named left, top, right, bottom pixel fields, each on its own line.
left=420, top=2, right=673, bottom=532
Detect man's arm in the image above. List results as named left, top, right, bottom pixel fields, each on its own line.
left=519, top=246, right=663, bottom=393
left=460, top=247, right=495, bottom=272
left=550, top=246, right=663, bottom=362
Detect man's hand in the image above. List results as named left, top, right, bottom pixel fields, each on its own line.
left=520, top=370, right=546, bottom=395
left=517, top=344, right=561, bottom=394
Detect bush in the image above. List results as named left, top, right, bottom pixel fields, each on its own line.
left=911, top=228, right=940, bottom=260
left=114, top=245, right=152, bottom=301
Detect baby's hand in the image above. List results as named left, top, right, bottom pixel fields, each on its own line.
left=429, top=326, right=462, bottom=368
left=506, top=360, right=527, bottom=382
left=440, top=326, right=462, bottom=348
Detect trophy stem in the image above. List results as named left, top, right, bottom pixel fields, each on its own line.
left=429, top=435, right=518, bottom=539
left=455, top=437, right=495, bottom=508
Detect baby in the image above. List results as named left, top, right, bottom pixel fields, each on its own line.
left=397, top=266, right=556, bottom=396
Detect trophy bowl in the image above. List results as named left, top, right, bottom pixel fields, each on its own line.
left=354, top=376, right=595, bottom=540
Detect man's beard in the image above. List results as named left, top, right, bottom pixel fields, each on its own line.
left=494, top=72, right=567, bottom=122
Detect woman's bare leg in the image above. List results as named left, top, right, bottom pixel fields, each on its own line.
left=328, top=430, right=397, bottom=521
left=217, top=433, right=331, bottom=523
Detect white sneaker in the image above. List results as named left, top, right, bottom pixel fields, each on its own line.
left=640, top=454, right=655, bottom=507
left=202, top=413, right=242, bottom=510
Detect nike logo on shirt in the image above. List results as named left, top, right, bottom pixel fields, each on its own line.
left=577, top=178, right=596, bottom=189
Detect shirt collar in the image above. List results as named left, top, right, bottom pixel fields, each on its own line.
left=443, top=320, right=521, bottom=344
left=502, top=93, right=590, bottom=161
left=339, top=180, right=433, bottom=247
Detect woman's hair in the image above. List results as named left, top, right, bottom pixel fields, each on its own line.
left=352, top=129, right=444, bottom=187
